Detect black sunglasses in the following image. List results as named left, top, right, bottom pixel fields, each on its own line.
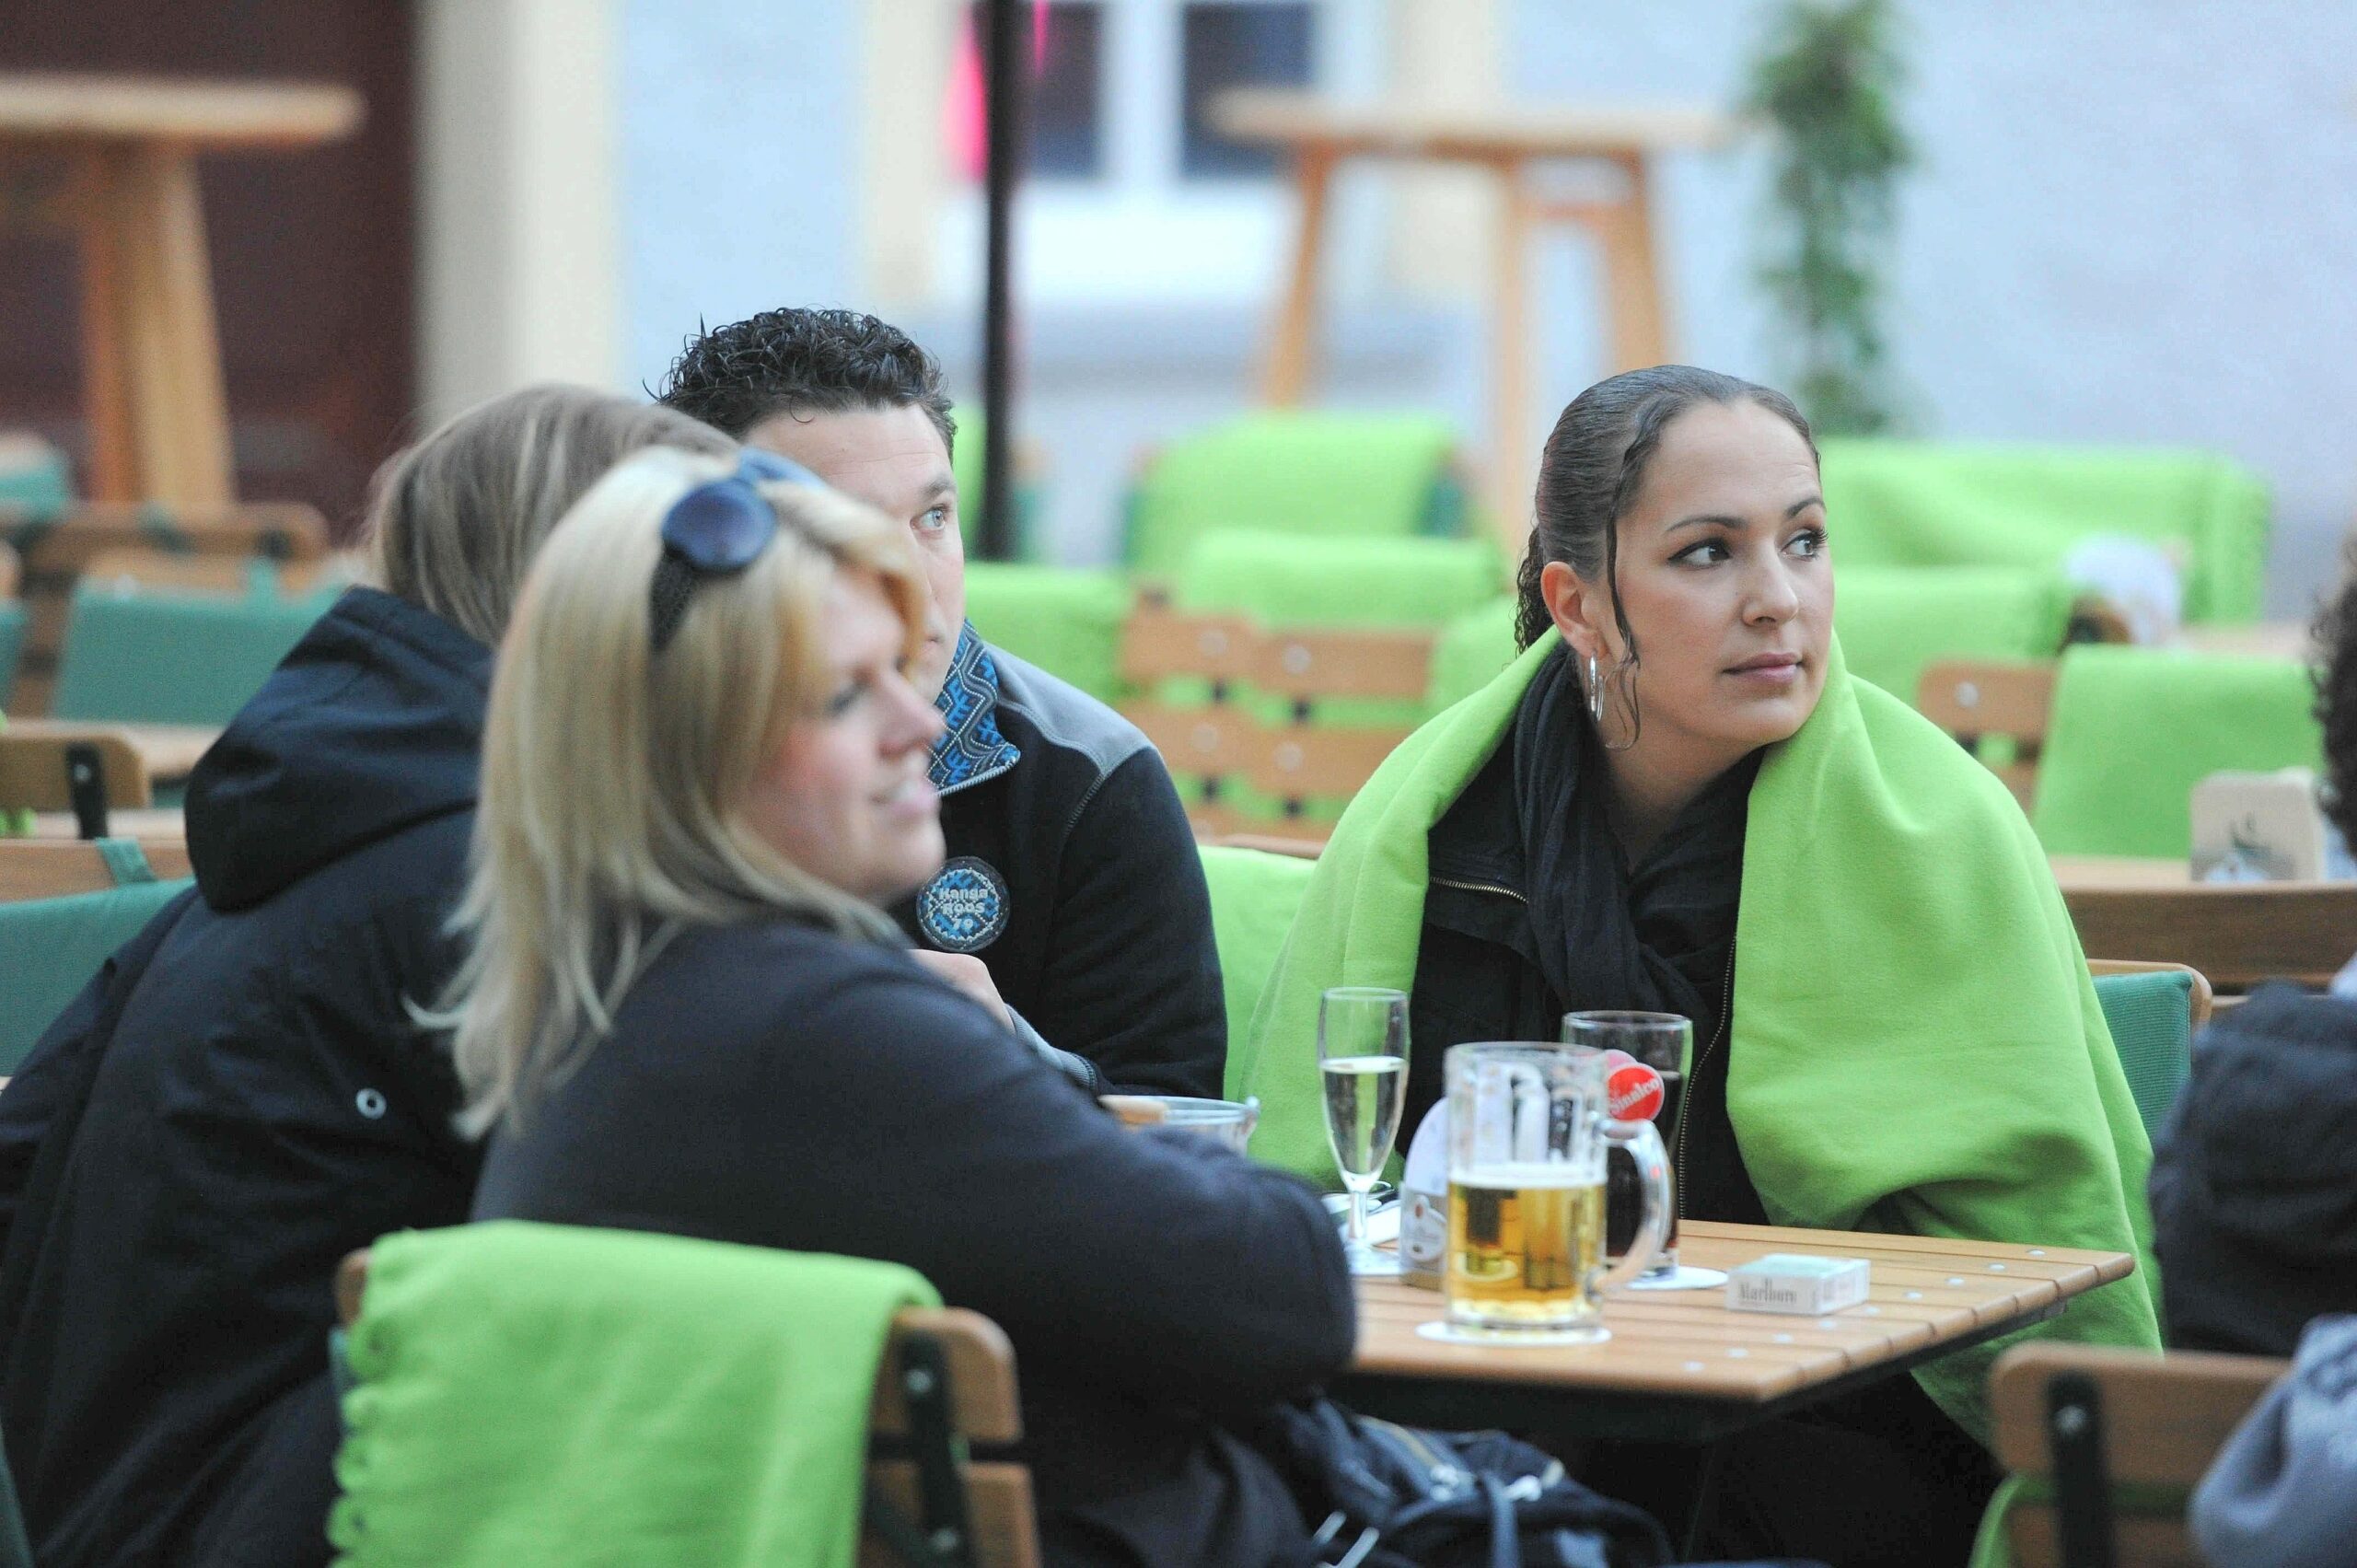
left=648, top=449, right=819, bottom=654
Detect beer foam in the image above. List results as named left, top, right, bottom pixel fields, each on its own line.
left=1456, top=1164, right=1600, bottom=1189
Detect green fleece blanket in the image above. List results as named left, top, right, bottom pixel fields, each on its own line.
left=1236, top=634, right=2161, bottom=1440
left=331, top=1222, right=938, bottom=1568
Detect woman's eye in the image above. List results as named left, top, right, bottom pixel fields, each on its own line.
left=826, top=678, right=868, bottom=717
left=1672, top=540, right=1731, bottom=565
left=1786, top=528, right=1828, bottom=558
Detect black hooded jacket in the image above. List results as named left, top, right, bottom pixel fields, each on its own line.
left=2150, top=984, right=2357, bottom=1356
left=0, top=588, right=488, bottom=1568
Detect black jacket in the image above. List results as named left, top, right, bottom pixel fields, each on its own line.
left=0, top=588, right=488, bottom=1568
left=1408, top=738, right=1766, bottom=1231
left=472, top=917, right=1353, bottom=1568
left=894, top=640, right=1225, bottom=1098
left=2151, top=984, right=2357, bottom=1356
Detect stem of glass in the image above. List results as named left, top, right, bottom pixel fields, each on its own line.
left=1345, top=1178, right=1370, bottom=1249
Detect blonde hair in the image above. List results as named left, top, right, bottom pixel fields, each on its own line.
left=443, top=447, right=929, bottom=1136
left=368, top=385, right=732, bottom=645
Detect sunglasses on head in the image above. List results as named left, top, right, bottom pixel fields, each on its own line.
left=647, top=448, right=820, bottom=654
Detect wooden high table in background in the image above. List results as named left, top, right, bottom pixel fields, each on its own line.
left=1344, top=1220, right=2135, bottom=1446
left=1212, top=90, right=1738, bottom=543
left=0, top=74, right=363, bottom=507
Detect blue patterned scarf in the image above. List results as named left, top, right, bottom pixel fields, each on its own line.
left=929, top=623, right=1022, bottom=796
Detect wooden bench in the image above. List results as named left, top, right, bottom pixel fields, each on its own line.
left=334, top=1250, right=1039, bottom=1567
left=1991, top=1341, right=2287, bottom=1568
left=1919, top=657, right=2058, bottom=814
left=2061, top=881, right=2357, bottom=992
left=0, top=837, right=191, bottom=902
left=0, top=724, right=153, bottom=837
left=0, top=502, right=327, bottom=714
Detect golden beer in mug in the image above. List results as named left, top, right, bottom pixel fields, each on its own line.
left=1430, top=1043, right=1669, bottom=1344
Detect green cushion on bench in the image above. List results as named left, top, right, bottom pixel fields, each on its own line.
left=0, top=599, right=22, bottom=712
left=1819, top=440, right=2270, bottom=625
left=1126, top=412, right=1464, bottom=577
left=1835, top=565, right=2078, bottom=705
left=961, top=563, right=1132, bottom=703
left=0, top=876, right=192, bottom=1072
left=52, top=579, right=338, bottom=725
left=2033, top=645, right=2322, bottom=859
left=1199, top=845, right=1316, bottom=1097
left=2089, top=968, right=2197, bottom=1138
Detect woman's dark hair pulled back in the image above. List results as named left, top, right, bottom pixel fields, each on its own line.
left=1514, top=366, right=1819, bottom=652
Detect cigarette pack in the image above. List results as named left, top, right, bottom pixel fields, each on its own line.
left=1725, top=1254, right=1871, bottom=1316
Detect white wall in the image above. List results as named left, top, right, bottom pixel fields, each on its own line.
left=1508, top=0, right=2357, bottom=615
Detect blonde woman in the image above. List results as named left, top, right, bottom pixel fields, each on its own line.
left=0, top=389, right=729, bottom=1568
left=459, top=449, right=1352, bottom=1568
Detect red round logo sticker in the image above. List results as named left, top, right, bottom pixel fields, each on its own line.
left=1607, top=1063, right=1665, bottom=1121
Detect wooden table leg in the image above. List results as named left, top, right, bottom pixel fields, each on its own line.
left=110, top=145, right=233, bottom=508
left=1599, top=151, right=1669, bottom=374
left=1260, top=146, right=1335, bottom=406
left=72, top=149, right=134, bottom=504
left=1487, top=158, right=1538, bottom=548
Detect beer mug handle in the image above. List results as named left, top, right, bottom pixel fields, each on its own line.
left=1597, top=1119, right=1672, bottom=1291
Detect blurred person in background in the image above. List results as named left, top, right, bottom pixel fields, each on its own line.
left=659, top=308, right=1225, bottom=1101
left=459, top=447, right=1353, bottom=1567
left=2149, top=545, right=2357, bottom=1356
left=0, top=388, right=731, bottom=1568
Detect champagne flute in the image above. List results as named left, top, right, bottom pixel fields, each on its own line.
left=1319, top=986, right=1410, bottom=1277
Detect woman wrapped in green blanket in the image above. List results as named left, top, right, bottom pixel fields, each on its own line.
left=1236, top=366, right=2161, bottom=1568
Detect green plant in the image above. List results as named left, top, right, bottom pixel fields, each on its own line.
left=1746, top=0, right=1916, bottom=436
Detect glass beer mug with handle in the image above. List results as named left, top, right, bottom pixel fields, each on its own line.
left=1422, top=1043, right=1670, bottom=1345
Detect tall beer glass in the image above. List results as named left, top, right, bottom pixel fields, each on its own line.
left=1318, top=986, right=1410, bottom=1276
left=1427, top=1042, right=1669, bottom=1344
left=1562, top=1010, right=1727, bottom=1292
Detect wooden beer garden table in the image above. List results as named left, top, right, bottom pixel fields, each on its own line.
left=1342, top=1220, right=2135, bottom=1446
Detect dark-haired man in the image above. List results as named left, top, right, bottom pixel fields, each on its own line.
left=662, top=308, right=1224, bottom=1098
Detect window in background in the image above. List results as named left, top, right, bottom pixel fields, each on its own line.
left=1179, top=3, right=1313, bottom=179
left=968, top=2, right=1106, bottom=179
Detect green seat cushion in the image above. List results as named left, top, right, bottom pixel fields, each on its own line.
left=0, top=443, right=70, bottom=512
left=0, top=599, right=22, bottom=711
left=1199, top=845, right=1316, bottom=1098
left=2033, top=645, right=2322, bottom=859
left=948, top=413, right=1043, bottom=562
left=961, top=564, right=1132, bottom=703
left=1126, top=412, right=1465, bottom=577
left=1819, top=439, right=2270, bottom=625
left=1424, top=596, right=1523, bottom=715
left=2089, top=969, right=2196, bottom=1137
left=52, top=579, right=337, bottom=725
left=0, top=876, right=192, bottom=1072
left=1835, top=565, right=2077, bottom=705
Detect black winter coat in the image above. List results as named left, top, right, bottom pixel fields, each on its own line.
left=473, top=917, right=1353, bottom=1568
left=0, top=588, right=489, bottom=1568
left=2150, top=983, right=2357, bottom=1356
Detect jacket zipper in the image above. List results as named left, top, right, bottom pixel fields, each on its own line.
left=1430, top=875, right=1527, bottom=904
left=1675, top=938, right=1738, bottom=1218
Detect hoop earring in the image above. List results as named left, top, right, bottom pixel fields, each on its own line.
left=1585, top=655, right=1605, bottom=725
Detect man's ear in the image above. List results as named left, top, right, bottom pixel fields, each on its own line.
left=1539, top=560, right=1611, bottom=663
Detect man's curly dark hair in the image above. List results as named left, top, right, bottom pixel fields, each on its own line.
left=2312, top=543, right=2357, bottom=846
left=656, top=307, right=956, bottom=455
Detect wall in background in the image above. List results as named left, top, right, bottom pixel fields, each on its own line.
left=1510, top=0, right=2357, bottom=616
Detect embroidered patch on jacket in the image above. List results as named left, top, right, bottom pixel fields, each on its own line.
left=929, top=624, right=1022, bottom=795
left=917, top=856, right=1012, bottom=953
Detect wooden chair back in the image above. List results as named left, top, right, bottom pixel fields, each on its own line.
left=2063, top=882, right=2357, bottom=992
left=2084, top=958, right=2213, bottom=1029
left=0, top=839, right=192, bottom=903
left=1, top=503, right=328, bottom=714
left=333, top=1249, right=1039, bottom=1568
left=1990, top=1341, right=2286, bottom=1568
left=1919, top=658, right=2057, bottom=813
left=75, top=546, right=330, bottom=599
left=0, top=726, right=153, bottom=836
left=0, top=541, right=17, bottom=599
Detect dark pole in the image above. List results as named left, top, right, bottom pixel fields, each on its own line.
left=978, top=0, right=1029, bottom=563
